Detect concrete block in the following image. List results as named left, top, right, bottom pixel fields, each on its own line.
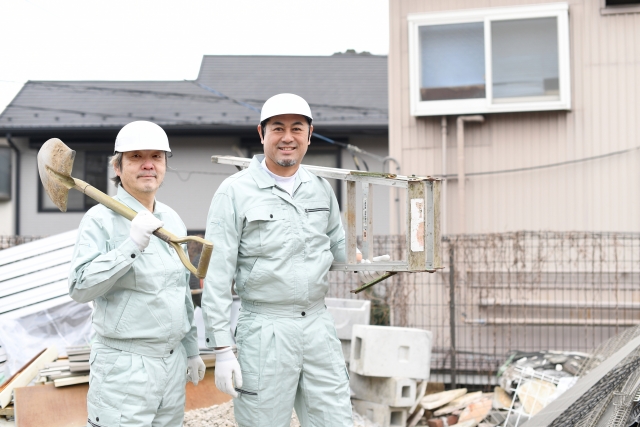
left=350, top=325, right=432, bottom=379
left=350, top=372, right=416, bottom=407
left=352, top=400, right=408, bottom=427
left=326, top=298, right=370, bottom=340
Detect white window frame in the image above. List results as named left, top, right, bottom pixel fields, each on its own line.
left=408, top=3, right=571, bottom=116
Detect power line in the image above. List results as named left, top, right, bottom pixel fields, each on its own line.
left=443, top=145, right=640, bottom=179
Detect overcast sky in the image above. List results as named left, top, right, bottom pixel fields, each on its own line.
left=0, top=0, right=389, bottom=113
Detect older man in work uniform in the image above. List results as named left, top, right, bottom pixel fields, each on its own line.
left=202, top=94, right=386, bottom=426
left=68, top=121, right=206, bottom=427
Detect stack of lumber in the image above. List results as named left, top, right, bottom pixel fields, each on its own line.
left=407, top=387, right=505, bottom=427
left=36, top=345, right=90, bottom=387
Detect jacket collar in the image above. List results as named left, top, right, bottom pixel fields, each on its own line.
left=116, top=185, right=166, bottom=214
left=248, top=154, right=312, bottom=189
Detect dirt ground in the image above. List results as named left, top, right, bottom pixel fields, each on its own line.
left=183, top=401, right=380, bottom=427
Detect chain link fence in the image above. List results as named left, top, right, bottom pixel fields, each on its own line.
left=0, top=235, right=45, bottom=250
left=327, top=232, right=640, bottom=387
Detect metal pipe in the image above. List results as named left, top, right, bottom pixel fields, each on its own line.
left=382, top=156, right=402, bottom=234
left=464, top=318, right=639, bottom=326
left=455, top=116, right=484, bottom=234
left=6, top=133, right=20, bottom=235
left=441, top=117, right=447, bottom=237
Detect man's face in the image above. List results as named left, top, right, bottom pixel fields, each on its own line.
left=115, top=150, right=166, bottom=196
left=258, top=114, right=312, bottom=176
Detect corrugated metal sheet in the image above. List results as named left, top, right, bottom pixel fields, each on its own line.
left=0, top=229, right=78, bottom=319
left=389, top=0, right=640, bottom=234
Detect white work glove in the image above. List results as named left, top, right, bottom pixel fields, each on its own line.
left=129, top=211, right=163, bottom=251
left=186, top=355, right=206, bottom=386
left=213, top=347, right=243, bottom=398
left=358, top=254, right=391, bottom=284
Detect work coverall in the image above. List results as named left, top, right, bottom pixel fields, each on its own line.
left=202, top=155, right=352, bottom=427
left=69, top=186, right=198, bottom=427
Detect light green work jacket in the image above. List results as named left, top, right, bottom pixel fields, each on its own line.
left=202, top=155, right=346, bottom=348
left=68, top=186, right=198, bottom=358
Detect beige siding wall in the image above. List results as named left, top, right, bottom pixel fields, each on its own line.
left=389, top=0, right=640, bottom=234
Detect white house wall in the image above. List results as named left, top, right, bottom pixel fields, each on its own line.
left=389, top=0, right=640, bottom=234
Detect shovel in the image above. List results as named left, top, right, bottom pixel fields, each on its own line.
left=37, top=138, right=213, bottom=279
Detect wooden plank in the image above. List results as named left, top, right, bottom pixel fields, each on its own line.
left=0, top=405, right=13, bottom=416
left=0, top=346, right=57, bottom=408
left=14, top=368, right=231, bottom=426
left=54, top=375, right=89, bottom=388
left=184, top=368, right=232, bottom=411
left=15, top=383, right=88, bottom=427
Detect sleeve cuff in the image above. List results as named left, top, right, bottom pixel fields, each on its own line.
left=116, top=238, right=142, bottom=261
left=204, top=330, right=234, bottom=349
left=182, top=340, right=200, bottom=358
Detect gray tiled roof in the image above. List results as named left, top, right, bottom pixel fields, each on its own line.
left=0, top=54, right=388, bottom=132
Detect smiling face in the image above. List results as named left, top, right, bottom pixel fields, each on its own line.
left=258, top=114, right=313, bottom=177
left=114, top=150, right=166, bottom=198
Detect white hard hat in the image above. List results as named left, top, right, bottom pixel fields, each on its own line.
left=114, top=121, right=171, bottom=153
left=260, top=93, right=313, bottom=123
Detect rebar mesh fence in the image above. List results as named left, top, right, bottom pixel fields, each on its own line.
left=327, top=231, right=640, bottom=387
left=0, top=235, right=45, bottom=250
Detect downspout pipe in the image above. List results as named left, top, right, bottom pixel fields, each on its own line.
left=6, top=134, right=20, bottom=236
left=441, top=117, right=448, bottom=237
left=456, top=116, right=484, bottom=234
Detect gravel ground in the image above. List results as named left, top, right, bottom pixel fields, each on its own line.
left=183, top=401, right=380, bottom=427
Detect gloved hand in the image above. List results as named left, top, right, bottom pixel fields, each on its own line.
left=358, top=254, right=391, bottom=284
left=187, top=355, right=206, bottom=386
left=129, top=211, right=163, bottom=251
left=213, top=347, right=243, bottom=398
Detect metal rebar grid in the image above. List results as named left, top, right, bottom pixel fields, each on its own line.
left=327, top=232, right=640, bottom=386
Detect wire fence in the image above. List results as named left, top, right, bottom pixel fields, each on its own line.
left=327, top=232, right=640, bottom=387
left=0, top=235, right=45, bottom=250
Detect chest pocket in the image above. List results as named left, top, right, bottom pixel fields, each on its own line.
left=245, top=206, right=289, bottom=254
left=303, top=202, right=330, bottom=235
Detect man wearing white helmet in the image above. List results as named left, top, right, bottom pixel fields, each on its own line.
left=201, top=94, right=354, bottom=426
left=68, top=121, right=205, bottom=427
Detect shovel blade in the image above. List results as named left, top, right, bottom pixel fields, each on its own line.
left=37, top=138, right=76, bottom=212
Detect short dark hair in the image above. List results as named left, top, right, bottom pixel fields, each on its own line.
left=259, top=116, right=312, bottom=139
left=110, top=151, right=168, bottom=187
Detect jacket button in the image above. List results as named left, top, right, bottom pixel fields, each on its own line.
left=301, top=312, right=306, bottom=316
left=170, top=350, right=174, bottom=354
left=131, top=254, right=136, bottom=259
left=206, top=338, right=210, bottom=342
left=96, top=417, right=100, bottom=422
left=270, top=214, right=273, bottom=218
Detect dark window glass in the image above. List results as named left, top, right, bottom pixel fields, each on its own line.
left=606, top=0, right=640, bottom=5
left=0, top=147, right=11, bottom=201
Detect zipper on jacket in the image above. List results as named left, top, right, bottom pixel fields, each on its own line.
left=305, top=208, right=330, bottom=213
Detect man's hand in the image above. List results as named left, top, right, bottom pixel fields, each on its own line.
left=358, top=254, right=391, bottom=284
left=213, top=347, right=243, bottom=397
left=187, top=355, right=206, bottom=386
left=130, top=211, right=163, bottom=251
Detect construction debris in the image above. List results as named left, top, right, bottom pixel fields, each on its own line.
left=183, top=401, right=381, bottom=427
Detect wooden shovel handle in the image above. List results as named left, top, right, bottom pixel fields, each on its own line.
left=77, top=179, right=213, bottom=279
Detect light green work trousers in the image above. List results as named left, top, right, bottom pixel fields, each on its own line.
left=233, top=300, right=352, bottom=427
left=86, top=342, right=187, bottom=427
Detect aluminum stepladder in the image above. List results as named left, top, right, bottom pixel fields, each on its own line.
left=211, top=156, right=443, bottom=292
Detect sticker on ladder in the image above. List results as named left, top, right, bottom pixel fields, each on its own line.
left=410, top=198, right=425, bottom=252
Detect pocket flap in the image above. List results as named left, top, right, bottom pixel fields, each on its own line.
left=245, top=206, right=285, bottom=222
left=87, top=400, right=121, bottom=426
